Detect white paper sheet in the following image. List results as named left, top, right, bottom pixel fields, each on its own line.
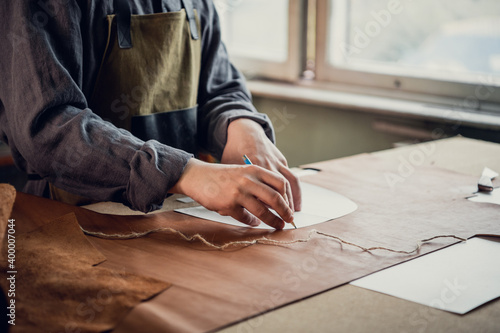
left=482, top=167, right=499, bottom=179
left=351, top=237, right=500, bottom=314
left=175, top=182, right=357, bottom=229
left=467, top=187, right=500, bottom=205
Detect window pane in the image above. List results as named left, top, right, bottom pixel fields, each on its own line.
left=329, top=0, right=500, bottom=83
left=215, top=0, right=289, bottom=62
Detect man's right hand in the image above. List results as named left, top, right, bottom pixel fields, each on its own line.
left=170, top=158, right=294, bottom=229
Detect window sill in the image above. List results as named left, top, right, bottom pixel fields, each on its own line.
left=247, top=79, right=500, bottom=131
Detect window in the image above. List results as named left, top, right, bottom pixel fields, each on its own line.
left=316, top=0, right=500, bottom=109
left=215, top=0, right=306, bottom=81
left=217, top=0, right=500, bottom=114
left=327, top=0, right=500, bottom=82
left=217, top=0, right=289, bottom=62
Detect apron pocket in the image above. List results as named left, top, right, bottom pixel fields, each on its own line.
left=131, top=106, right=198, bottom=155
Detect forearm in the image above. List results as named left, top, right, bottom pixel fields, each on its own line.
left=8, top=106, right=192, bottom=212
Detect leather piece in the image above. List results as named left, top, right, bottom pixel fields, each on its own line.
left=0, top=212, right=170, bottom=332
left=0, top=184, right=16, bottom=260
left=8, top=154, right=500, bottom=332
left=0, top=184, right=15, bottom=229
left=0, top=184, right=14, bottom=333
left=131, top=106, right=198, bottom=155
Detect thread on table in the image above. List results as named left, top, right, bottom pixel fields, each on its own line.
left=80, top=227, right=467, bottom=254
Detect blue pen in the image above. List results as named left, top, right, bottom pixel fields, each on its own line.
left=242, top=155, right=297, bottom=229
left=242, top=154, right=252, bottom=165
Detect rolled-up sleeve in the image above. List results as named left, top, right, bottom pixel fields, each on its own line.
left=0, top=1, right=192, bottom=213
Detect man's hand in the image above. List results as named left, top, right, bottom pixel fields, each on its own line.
left=221, top=118, right=302, bottom=212
left=170, top=158, right=294, bottom=229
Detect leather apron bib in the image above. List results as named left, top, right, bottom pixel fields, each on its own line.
left=49, top=0, right=201, bottom=205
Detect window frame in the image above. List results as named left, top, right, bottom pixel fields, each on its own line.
left=315, top=0, right=500, bottom=111
left=224, top=0, right=307, bottom=82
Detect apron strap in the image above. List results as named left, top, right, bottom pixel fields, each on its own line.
left=115, top=0, right=132, bottom=48
left=181, top=0, right=199, bottom=40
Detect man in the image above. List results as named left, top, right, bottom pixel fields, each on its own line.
left=0, top=0, right=301, bottom=229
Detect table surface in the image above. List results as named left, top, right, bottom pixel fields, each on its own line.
left=10, top=136, right=500, bottom=333
left=219, top=136, right=500, bottom=333
left=82, top=136, right=500, bottom=333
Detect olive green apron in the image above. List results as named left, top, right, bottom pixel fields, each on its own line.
left=50, top=0, right=201, bottom=205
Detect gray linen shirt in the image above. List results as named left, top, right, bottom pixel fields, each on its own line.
left=0, top=0, right=274, bottom=213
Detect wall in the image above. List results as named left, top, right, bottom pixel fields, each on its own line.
left=253, top=96, right=411, bottom=167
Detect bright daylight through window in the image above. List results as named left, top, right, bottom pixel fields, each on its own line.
left=329, top=0, right=500, bottom=85
left=217, top=0, right=500, bottom=111
left=216, top=0, right=289, bottom=63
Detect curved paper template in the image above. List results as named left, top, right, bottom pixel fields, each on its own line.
left=175, top=182, right=358, bottom=229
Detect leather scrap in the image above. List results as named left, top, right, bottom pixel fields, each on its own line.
left=0, top=212, right=171, bottom=333
left=0, top=184, right=16, bottom=253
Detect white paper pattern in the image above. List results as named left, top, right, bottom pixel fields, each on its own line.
left=175, top=182, right=358, bottom=229
left=351, top=237, right=500, bottom=314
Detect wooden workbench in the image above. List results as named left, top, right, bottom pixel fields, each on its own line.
left=219, top=136, right=500, bottom=333
left=8, top=136, right=500, bottom=332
